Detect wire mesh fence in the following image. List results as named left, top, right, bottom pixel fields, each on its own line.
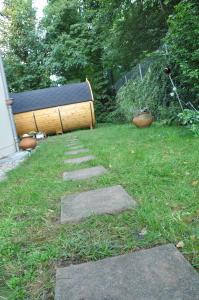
left=114, top=56, right=156, bottom=92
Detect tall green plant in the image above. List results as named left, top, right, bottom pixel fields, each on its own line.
left=112, top=56, right=179, bottom=123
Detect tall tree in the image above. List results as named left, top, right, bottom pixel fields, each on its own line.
left=0, top=0, right=50, bottom=92
left=165, top=0, right=199, bottom=106
left=42, top=0, right=115, bottom=121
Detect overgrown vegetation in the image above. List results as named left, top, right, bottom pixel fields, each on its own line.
left=165, top=1, right=199, bottom=106
left=178, top=109, right=199, bottom=136
left=0, top=0, right=51, bottom=92
left=110, top=55, right=179, bottom=123
left=110, top=0, right=199, bottom=128
left=0, top=124, right=199, bottom=299
left=0, top=0, right=189, bottom=122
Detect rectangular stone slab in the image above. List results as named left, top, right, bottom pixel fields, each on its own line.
left=61, top=185, right=136, bottom=223
left=64, top=148, right=89, bottom=155
left=64, top=155, right=96, bottom=165
left=66, top=145, right=84, bottom=150
left=66, top=138, right=78, bottom=141
left=55, top=244, right=199, bottom=300
left=66, top=143, right=80, bottom=147
left=66, top=141, right=79, bottom=145
left=63, top=166, right=107, bottom=181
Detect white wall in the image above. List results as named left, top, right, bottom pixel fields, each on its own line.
left=0, top=55, right=16, bottom=158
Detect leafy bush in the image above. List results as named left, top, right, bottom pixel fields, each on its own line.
left=178, top=109, right=199, bottom=135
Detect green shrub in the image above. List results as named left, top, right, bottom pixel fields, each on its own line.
left=178, top=109, right=199, bottom=136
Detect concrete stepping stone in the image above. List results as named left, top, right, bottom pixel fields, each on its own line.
left=55, top=244, right=199, bottom=300
left=66, top=138, right=78, bottom=142
left=63, top=166, right=107, bottom=181
left=61, top=185, right=136, bottom=223
left=64, top=155, right=95, bottom=165
left=64, top=148, right=89, bottom=155
left=66, top=145, right=84, bottom=150
left=66, top=141, right=79, bottom=145
left=66, top=142, right=80, bottom=147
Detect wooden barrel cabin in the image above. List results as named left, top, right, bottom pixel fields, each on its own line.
left=11, top=81, right=95, bottom=136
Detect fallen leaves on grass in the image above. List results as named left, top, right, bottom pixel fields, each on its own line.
left=176, top=241, right=185, bottom=248
left=191, top=180, right=199, bottom=186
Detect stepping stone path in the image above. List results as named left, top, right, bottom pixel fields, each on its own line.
left=55, top=244, right=199, bottom=300
left=64, top=155, right=95, bottom=165
left=61, top=185, right=136, bottom=223
left=64, top=148, right=89, bottom=155
left=63, top=166, right=107, bottom=181
left=57, top=135, right=199, bottom=299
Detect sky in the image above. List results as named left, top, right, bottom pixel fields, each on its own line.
left=33, top=0, right=47, bottom=20
left=0, top=0, right=47, bottom=20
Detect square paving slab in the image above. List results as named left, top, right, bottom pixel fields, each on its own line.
left=64, top=155, right=96, bottom=165
left=61, top=185, right=136, bottom=223
left=55, top=244, right=199, bottom=300
left=65, top=148, right=89, bottom=155
left=63, top=166, right=107, bottom=181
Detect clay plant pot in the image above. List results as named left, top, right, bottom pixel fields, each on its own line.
left=19, top=135, right=37, bottom=150
left=132, top=112, right=154, bottom=128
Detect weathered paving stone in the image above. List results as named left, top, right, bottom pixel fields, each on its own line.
left=63, top=166, right=107, bottom=181
left=66, top=142, right=80, bottom=147
left=55, top=244, right=199, bottom=300
left=64, top=155, right=95, bottom=165
left=61, top=185, right=136, bottom=223
left=66, top=138, right=78, bottom=142
left=0, top=170, right=6, bottom=182
left=64, top=148, right=89, bottom=155
left=66, top=145, right=84, bottom=150
left=66, top=141, right=79, bottom=145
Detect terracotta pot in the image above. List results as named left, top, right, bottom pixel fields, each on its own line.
left=19, top=136, right=37, bottom=150
left=132, top=112, right=154, bottom=128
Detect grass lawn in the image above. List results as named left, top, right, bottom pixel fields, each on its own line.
left=1, top=123, right=199, bottom=299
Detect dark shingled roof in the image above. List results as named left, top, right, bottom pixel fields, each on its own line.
left=11, top=82, right=93, bottom=114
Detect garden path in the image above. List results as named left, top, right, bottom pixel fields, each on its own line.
left=56, top=134, right=199, bottom=300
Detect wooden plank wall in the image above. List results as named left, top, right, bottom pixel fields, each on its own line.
left=14, top=111, right=37, bottom=136
left=14, top=101, right=95, bottom=136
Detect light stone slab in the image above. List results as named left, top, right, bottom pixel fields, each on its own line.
left=55, top=244, right=199, bottom=300
left=66, top=145, right=84, bottom=150
left=61, top=185, right=136, bottom=223
left=66, top=143, right=80, bottom=147
left=0, top=151, right=29, bottom=182
left=66, top=141, right=79, bottom=145
left=64, top=148, right=89, bottom=155
left=63, top=166, right=107, bottom=181
left=66, top=138, right=78, bottom=142
left=64, top=155, right=95, bottom=165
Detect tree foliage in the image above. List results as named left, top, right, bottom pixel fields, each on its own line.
left=42, top=0, right=115, bottom=121
left=0, top=0, right=50, bottom=92
left=1, top=0, right=198, bottom=123
left=165, top=1, right=199, bottom=104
